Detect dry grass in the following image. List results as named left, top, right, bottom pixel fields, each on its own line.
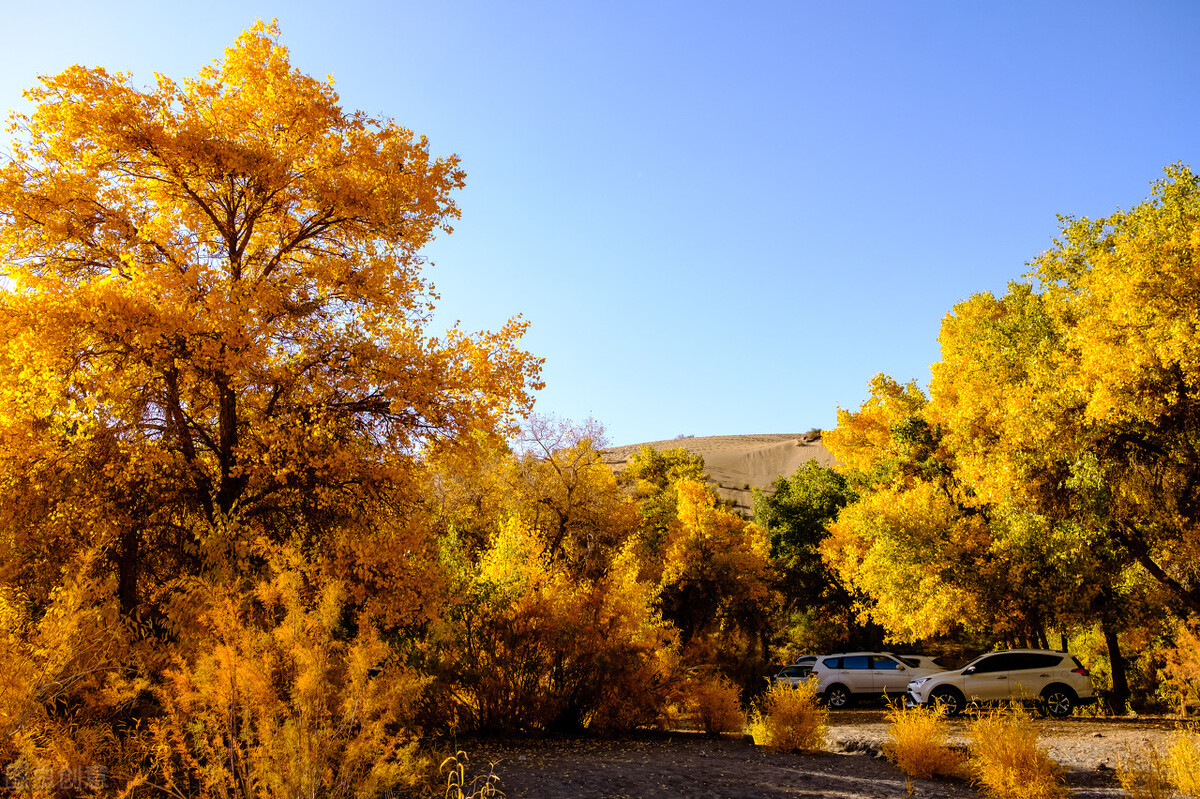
left=687, top=673, right=746, bottom=735
left=882, top=702, right=967, bottom=779
left=967, top=709, right=1069, bottom=799
left=1169, top=728, right=1200, bottom=797
left=747, top=680, right=827, bottom=753
left=1117, top=744, right=1173, bottom=799
left=440, top=752, right=505, bottom=799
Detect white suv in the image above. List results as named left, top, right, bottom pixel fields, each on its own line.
left=906, top=649, right=1095, bottom=717
left=810, top=652, right=943, bottom=708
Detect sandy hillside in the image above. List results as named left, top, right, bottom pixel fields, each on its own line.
left=601, top=433, right=834, bottom=514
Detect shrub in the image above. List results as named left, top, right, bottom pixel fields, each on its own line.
left=1160, top=617, right=1200, bottom=716
left=687, top=673, right=745, bottom=735
left=748, top=681, right=827, bottom=752
left=1117, top=744, right=1173, bottom=799
left=150, top=567, right=430, bottom=799
left=967, top=709, right=1068, bottom=799
left=1169, top=728, right=1200, bottom=796
left=882, top=702, right=967, bottom=779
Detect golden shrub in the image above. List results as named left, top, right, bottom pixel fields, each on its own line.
left=686, top=673, right=745, bottom=735
left=883, top=702, right=967, bottom=779
left=1169, top=729, right=1200, bottom=797
left=1117, top=744, right=1173, bottom=799
left=150, top=566, right=430, bottom=799
left=967, top=709, right=1068, bottom=799
left=748, top=680, right=827, bottom=752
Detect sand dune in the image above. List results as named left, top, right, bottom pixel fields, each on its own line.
left=602, top=433, right=833, bottom=514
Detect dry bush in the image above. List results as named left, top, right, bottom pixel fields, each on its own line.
left=686, top=673, right=745, bottom=735
left=1160, top=617, right=1200, bottom=716
left=1117, top=744, right=1173, bottom=799
left=883, top=702, right=967, bottom=779
left=150, top=567, right=430, bottom=799
left=747, top=680, right=827, bottom=752
left=967, top=709, right=1068, bottom=799
left=432, top=524, right=678, bottom=733
left=1169, top=728, right=1200, bottom=796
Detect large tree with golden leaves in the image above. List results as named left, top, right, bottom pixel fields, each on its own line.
left=0, top=21, right=542, bottom=621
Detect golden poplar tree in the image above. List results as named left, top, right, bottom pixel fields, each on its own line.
left=0, top=20, right=541, bottom=616
left=0, top=21, right=542, bottom=795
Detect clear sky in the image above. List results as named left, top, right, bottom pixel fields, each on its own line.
left=2, top=1, right=1197, bottom=446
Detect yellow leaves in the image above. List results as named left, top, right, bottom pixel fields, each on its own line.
left=822, top=483, right=980, bottom=641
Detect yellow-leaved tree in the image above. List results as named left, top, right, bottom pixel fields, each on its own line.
left=0, top=21, right=541, bottom=795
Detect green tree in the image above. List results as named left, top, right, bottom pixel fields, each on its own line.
left=753, top=461, right=865, bottom=651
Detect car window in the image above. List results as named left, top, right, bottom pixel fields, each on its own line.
left=971, top=653, right=1019, bottom=673
left=871, top=655, right=901, bottom=670
left=896, top=656, right=921, bottom=668
left=821, top=657, right=841, bottom=669
left=842, top=655, right=869, bottom=670
left=1026, top=653, right=1063, bottom=669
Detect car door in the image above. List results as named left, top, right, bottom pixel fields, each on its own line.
left=961, top=653, right=1022, bottom=702
left=839, top=655, right=872, bottom=693
left=1005, top=653, right=1064, bottom=701
left=869, top=654, right=911, bottom=698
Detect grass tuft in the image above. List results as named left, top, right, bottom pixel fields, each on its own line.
left=687, top=673, right=745, bottom=735
left=967, top=708, right=1068, bottom=799
left=1116, top=744, right=1173, bottom=799
left=747, top=680, right=827, bottom=753
left=440, top=751, right=505, bottom=799
left=1168, top=727, right=1200, bottom=796
left=883, top=702, right=967, bottom=779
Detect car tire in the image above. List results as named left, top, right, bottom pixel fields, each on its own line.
left=929, top=687, right=965, bottom=717
left=1041, top=685, right=1077, bottom=717
left=824, top=684, right=852, bottom=709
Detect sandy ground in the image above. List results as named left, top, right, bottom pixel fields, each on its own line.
left=460, top=710, right=1188, bottom=798
left=601, top=434, right=834, bottom=513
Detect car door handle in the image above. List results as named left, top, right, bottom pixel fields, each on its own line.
left=996, top=676, right=1007, bottom=680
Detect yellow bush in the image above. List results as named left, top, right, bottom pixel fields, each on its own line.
left=883, top=703, right=967, bottom=779
left=687, top=673, right=745, bottom=735
left=150, top=567, right=430, bottom=799
left=748, top=681, right=827, bottom=752
left=1117, top=744, right=1173, bottom=799
left=1159, top=617, right=1200, bottom=715
left=1169, top=729, right=1200, bottom=796
left=967, top=709, right=1068, bottom=799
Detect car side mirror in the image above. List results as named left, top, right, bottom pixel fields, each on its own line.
left=963, top=666, right=976, bottom=675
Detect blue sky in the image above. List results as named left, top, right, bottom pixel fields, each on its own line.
left=2, top=1, right=1197, bottom=446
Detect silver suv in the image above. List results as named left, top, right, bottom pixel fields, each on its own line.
left=906, top=649, right=1095, bottom=717
left=810, top=652, right=943, bottom=708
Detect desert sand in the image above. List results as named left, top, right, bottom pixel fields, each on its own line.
left=601, top=433, right=834, bottom=514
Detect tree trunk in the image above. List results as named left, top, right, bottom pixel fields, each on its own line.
left=117, top=526, right=140, bottom=615
left=1100, top=613, right=1130, bottom=710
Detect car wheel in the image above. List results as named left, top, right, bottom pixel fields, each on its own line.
left=929, top=687, right=965, bottom=717
left=825, top=684, right=852, bottom=709
left=1041, top=686, right=1076, bottom=717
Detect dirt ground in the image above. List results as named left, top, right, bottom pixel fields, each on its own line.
left=461, top=710, right=1190, bottom=798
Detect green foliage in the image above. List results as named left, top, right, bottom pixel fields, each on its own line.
left=753, top=462, right=864, bottom=651
left=623, top=445, right=708, bottom=568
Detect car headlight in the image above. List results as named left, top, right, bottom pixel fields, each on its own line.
left=910, top=677, right=932, bottom=688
